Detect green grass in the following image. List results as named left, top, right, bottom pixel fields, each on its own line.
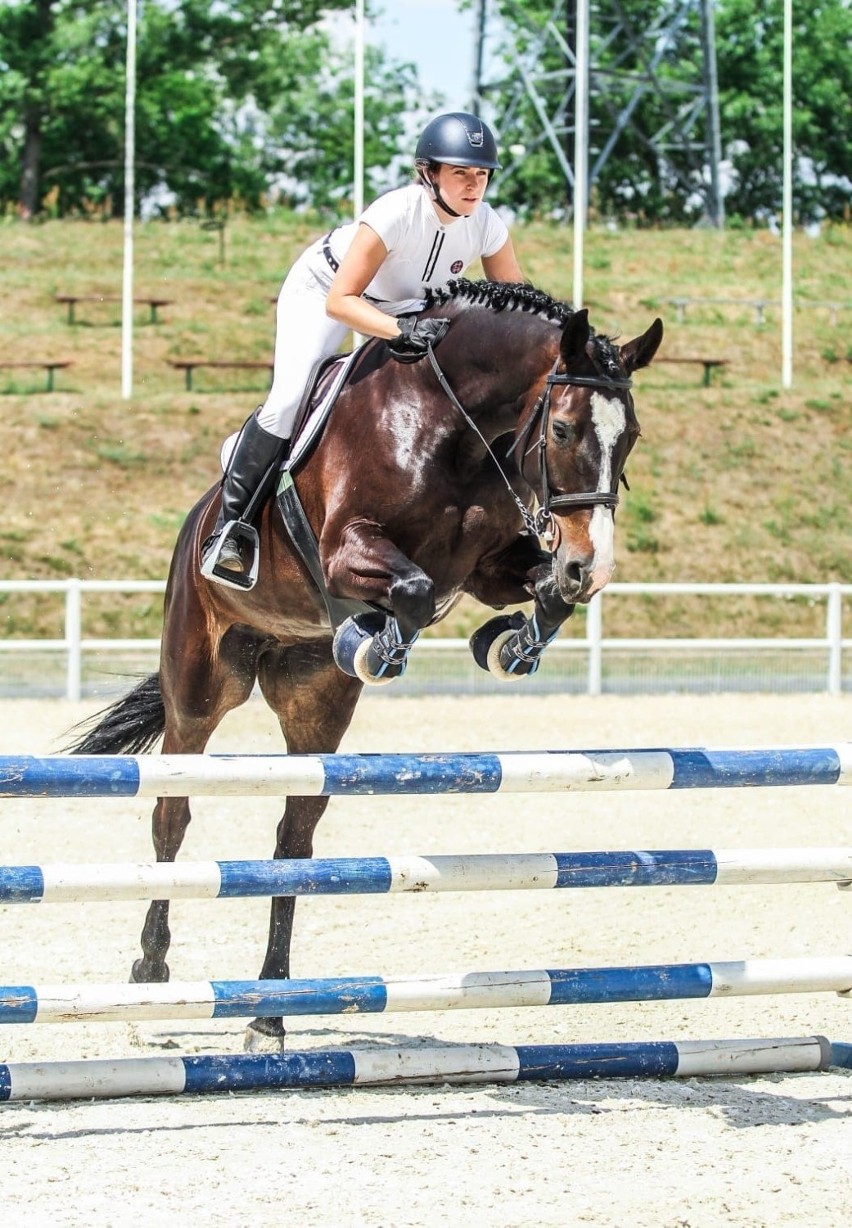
left=0, top=212, right=849, bottom=642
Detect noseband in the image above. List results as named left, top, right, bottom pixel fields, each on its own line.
left=426, top=346, right=632, bottom=542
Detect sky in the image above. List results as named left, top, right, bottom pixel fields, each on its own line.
left=366, top=1, right=481, bottom=104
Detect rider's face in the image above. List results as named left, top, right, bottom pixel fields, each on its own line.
left=433, top=163, right=490, bottom=216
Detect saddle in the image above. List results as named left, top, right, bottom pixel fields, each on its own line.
left=286, top=348, right=361, bottom=474
left=276, top=343, right=378, bottom=628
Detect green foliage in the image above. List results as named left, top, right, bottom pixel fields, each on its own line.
left=716, top=0, right=852, bottom=222
left=4, top=1, right=850, bottom=222
left=0, top=0, right=413, bottom=217
left=476, top=0, right=851, bottom=223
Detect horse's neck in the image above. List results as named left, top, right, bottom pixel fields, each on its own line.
left=445, top=316, right=548, bottom=440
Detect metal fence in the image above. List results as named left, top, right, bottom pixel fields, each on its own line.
left=0, top=579, right=849, bottom=700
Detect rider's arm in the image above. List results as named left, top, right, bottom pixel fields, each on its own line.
left=326, top=223, right=405, bottom=340
left=481, top=236, right=524, bottom=283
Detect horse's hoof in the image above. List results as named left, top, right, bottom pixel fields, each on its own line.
left=332, top=613, right=398, bottom=686
left=469, top=613, right=526, bottom=677
left=130, top=958, right=170, bottom=983
left=244, top=1019, right=287, bottom=1053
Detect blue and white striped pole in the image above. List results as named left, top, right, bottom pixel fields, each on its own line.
left=0, top=744, right=849, bottom=797
left=1, top=1036, right=845, bottom=1103
left=2, top=958, right=851, bottom=1025
left=1, top=848, right=851, bottom=903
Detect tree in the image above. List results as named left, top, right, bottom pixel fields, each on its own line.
left=475, top=0, right=851, bottom=223
left=715, top=0, right=852, bottom=222
left=0, top=0, right=366, bottom=217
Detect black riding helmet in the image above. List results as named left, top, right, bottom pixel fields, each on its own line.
left=414, top=112, right=501, bottom=170
left=414, top=112, right=501, bottom=218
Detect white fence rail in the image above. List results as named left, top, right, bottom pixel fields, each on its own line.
left=0, top=579, right=849, bottom=701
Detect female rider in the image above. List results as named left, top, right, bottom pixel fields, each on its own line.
left=201, top=111, right=524, bottom=589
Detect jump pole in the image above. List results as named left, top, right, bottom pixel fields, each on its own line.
left=3, top=958, right=852, bottom=1024
left=2, top=1037, right=847, bottom=1104
left=1, top=743, right=850, bottom=798
left=2, top=848, right=851, bottom=903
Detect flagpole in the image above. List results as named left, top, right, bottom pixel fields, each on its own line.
left=354, top=0, right=365, bottom=219
left=121, top=0, right=137, bottom=400
left=781, top=0, right=793, bottom=389
left=572, top=0, right=589, bottom=309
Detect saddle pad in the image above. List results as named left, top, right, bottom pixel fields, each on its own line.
left=218, top=350, right=360, bottom=474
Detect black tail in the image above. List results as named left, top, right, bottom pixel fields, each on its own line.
left=64, top=673, right=166, bottom=754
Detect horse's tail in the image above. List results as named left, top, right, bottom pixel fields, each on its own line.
left=63, top=673, right=165, bottom=755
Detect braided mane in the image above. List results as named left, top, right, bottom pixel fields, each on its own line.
left=425, top=278, right=623, bottom=378
left=425, top=278, right=572, bottom=323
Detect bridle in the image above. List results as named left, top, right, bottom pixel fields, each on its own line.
left=517, top=359, right=633, bottom=537
left=426, top=346, right=633, bottom=540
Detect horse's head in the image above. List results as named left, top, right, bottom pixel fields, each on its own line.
left=523, top=309, right=663, bottom=603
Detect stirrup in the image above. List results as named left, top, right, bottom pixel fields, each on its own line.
left=200, top=520, right=260, bottom=591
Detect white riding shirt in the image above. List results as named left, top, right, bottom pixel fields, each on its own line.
left=253, top=184, right=510, bottom=441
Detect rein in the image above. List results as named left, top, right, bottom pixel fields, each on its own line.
left=426, top=346, right=632, bottom=540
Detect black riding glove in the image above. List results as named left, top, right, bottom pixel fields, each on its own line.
left=388, top=316, right=451, bottom=363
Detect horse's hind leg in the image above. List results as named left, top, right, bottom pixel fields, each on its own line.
left=246, top=640, right=363, bottom=1048
left=133, top=624, right=260, bottom=983
left=133, top=794, right=193, bottom=983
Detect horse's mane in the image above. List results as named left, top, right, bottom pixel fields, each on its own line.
left=425, top=278, right=623, bottom=377
left=425, top=278, right=572, bottom=323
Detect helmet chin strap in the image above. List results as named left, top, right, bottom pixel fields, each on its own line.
left=418, top=168, right=463, bottom=219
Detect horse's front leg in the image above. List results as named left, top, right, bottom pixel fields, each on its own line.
left=245, top=645, right=364, bottom=1051
left=325, top=524, right=435, bottom=685
left=467, top=537, right=575, bottom=680
left=244, top=793, right=332, bottom=1050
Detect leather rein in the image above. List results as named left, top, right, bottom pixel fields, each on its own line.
left=426, top=346, right=633, bottom=540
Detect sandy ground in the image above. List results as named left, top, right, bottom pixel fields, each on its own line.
left=0, top=691, right=850, bottom=1227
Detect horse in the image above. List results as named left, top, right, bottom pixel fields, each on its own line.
left=68, top=279, right=663, bottom=1049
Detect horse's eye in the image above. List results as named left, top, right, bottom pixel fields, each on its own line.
left=551, top=420, right=576, bottom=445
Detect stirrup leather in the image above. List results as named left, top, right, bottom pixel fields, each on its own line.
left=200, top=520, right=260, bottom=591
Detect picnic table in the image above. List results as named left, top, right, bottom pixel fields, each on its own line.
left=167, top=359, right=273, bottom=392
left=661, top=296, right=851, bottom=326
left=55, top=295, right=173, bottom=325
left=0, top=360, right=74, bottom=392
left=655, top=356, right=728, bottom=387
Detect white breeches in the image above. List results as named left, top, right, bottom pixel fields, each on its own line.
left=256, top=247, right=348, bottom=439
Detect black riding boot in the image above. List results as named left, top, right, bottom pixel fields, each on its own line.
left=200, top=413, right=289, bottom=590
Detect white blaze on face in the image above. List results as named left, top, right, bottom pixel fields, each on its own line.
left=587, top=390, right=626, bottom=593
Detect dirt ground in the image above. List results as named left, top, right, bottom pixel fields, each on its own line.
left=1, top=692, right=850, bottom=1227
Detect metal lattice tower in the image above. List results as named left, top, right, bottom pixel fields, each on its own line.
left=472, top=0, right=724, bottom=225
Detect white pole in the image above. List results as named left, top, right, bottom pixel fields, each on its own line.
left=121, top=0, right=137, bottom=400
left=572, top=0, right=589, bottom=309
left=781, top=0, right=793, bottom=389
left=354, top=0, right=365, bottom=219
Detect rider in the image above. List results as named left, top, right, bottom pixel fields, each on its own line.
left=201, top=111, right=525, bottom=589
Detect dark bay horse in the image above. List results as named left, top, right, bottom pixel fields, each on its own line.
left=69, top=280, right=663, bottom=1047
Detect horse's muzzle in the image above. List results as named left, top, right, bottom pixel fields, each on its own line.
left=553, top=551, right=615, bottom=604
left=551, top=503, right=617, bottom=603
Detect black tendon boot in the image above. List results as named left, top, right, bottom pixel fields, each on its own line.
left=200, top=413, right=289, bottom=590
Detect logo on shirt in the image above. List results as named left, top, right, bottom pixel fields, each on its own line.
left=450, top=260, right=464, bottom=274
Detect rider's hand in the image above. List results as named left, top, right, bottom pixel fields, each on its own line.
left=388, top=316, right=451, bottom=362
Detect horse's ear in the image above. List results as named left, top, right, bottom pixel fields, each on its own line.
left=560, top=308, right=591, bottom=367
left=620, top=317, right=664, bottom=373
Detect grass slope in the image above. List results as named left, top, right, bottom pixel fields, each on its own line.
left=0, top=214, right=849, bottom=641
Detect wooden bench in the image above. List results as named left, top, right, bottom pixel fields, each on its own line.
left=661, top=296, right=773, bottom=325
left=661, top=295, right=852, bottom=327
left=0, top=360, right=74, bottom=392
left=655, top=356, right=728, bottom=387
left=55, top=294, right=173, bottom=325
left=167, top=359, right=273, bottom=392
